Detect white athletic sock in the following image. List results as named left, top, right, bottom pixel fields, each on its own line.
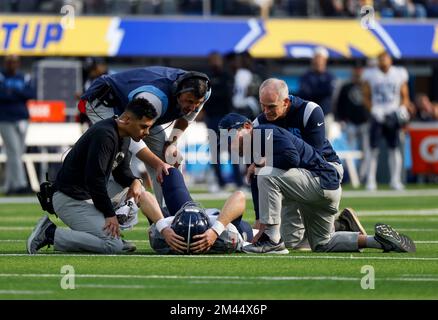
left=264, top=224, right=281, bottom=243
left=366, top=149, right=379, bottom=189
left=388, top=148, right=402, bottom=187
left=366, top=236, right=383, bottom=249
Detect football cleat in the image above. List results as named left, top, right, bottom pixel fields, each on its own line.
left=121, top=239, right=137, bottom=253
left=26, top=215, right=54, bottom=254
left=374, top=223, right=416, bottom=253
left=338, top=208, right=367, bottom=235
left=243, top=233, right=289, bottom=254
left=291, top=237, right=311, bottom=251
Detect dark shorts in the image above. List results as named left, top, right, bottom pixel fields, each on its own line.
left=369, top=116, right=400, bottom=149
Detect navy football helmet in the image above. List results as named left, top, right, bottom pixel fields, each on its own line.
left=171, top=202, right=210, bottom=254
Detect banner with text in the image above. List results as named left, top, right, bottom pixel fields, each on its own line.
left=1, top=16, right=437, bottom=58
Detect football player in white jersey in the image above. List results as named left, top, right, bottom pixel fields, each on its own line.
left=362, top=51, right=411, bottom=190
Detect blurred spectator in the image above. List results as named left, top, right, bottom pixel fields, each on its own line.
left=179, top=0, right=202, bottom=14
left=204, top=52, right=236, bottom=192
left=221, top=0, right=260, bottom=15
left=298, top=46, right=337, bottom=136
left=0, top=55, right=35, bottom=195
left=345, top=0, right=374, bottom=17
left=362, top=51, right=411, bottom=191
left=285, top=0, right=309, bottom=16
left=319, top=0, right=347, bottom=16
left=334, top=65, right=371, bottom=182
left=413, top=93, right=438, bottom=121
left=254, top=0, right=273, bottom=18
left=76, top=57, right=109, bottom=125
left=0, top=0, right=431, bottom=17
left=426, top=0, right=438, bottom=17
left=83, top=0, right=107, bottom=14
left=83, top=57, right=109, bottom=91
left=380, top=0, right=427, bottom=17
left=229, top=51, right=263, bottom=120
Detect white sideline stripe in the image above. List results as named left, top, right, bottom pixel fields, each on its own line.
left=0, top=290, right=53, bottom=294
left=3, top=189, right=438, bottom=204
left=5, top=226, right=437, bottom=232
left=192, top=189, right=438, bottom=199
left=1, top=254, right=438, bottom=261
left=3, top=209, right=438, bottom=223
left=0, top=227, right=32, bottom=231
left=402, top=274, right=438, bottom=277
left=359, top=209, right=438, bottom=216
left=0, top=197, right=38, bottom=204
left=0, top=273, right=437, bottom=283
left=76, top=284, right=161, bottom=289
left=397, top=229, right=437, bottom=232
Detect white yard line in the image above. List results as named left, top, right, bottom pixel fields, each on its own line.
left=1, top=225, right=435, bottom=232
left=0, top=227, right=33, bottom=231
left=3, top=210, right=438, bottom=221
left=0, top=273, right=437, bottom=284
left=397, top=229, right=438, bottom=232
left=75, top=284, right=163, bottom=289
left=2, top=189, right=438, bottom=204
left=0, top=290, right=53, bottom=294
left=1, top=254, right=438, bottom=261
left=358, top=209, right=438, bottom=216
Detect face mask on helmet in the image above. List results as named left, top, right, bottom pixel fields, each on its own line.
left=171, top=202, right=210, bottom=254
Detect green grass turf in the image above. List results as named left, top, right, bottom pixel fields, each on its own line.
left=0, top=195, right=438, bottom=300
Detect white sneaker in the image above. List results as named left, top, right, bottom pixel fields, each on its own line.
left=390, top=182, right=405, bottom=191
left=208, top=183, right=220, bottom=193
left=365, top=183, right=377, bottom=191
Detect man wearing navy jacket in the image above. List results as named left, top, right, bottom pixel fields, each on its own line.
left=218, top=113, right=415, bottom=254
left=80, top=66, right=211, bottom=208
left=0, top=55, right=35, bottom=195
left=251, top=78, right=361, bottom=250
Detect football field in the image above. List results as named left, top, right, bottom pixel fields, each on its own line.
left=1, top=188, right=438, bottom=300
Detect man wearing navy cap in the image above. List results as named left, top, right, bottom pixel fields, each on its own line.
left=251, top=78, right=363, bottom=250
left=218, top=113, right=416, bottom=254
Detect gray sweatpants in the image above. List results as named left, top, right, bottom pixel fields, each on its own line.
left=85, top=99, right=167, bottom=208
left=0, top=120, right=28, bottom=191
left=280, top=162, right=344, bottom=248
left=52, top=179, right=128, bottom=253
left=257, top=167, right=359, bottom=252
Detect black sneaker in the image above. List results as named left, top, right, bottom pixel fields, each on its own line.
left=338, top=208, right=367, bottom=235
left=243, top=233, right=289, bottom=254
left=374, top=223, right=416, bottom=253
left=122, top=239, right=137, bottom=252
left=26, top=215, right=54, bottom=254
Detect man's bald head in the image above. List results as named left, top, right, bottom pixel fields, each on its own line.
left=258, top=78, right=290, bottom=121
left=259, top=78, right=289, bottom=102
